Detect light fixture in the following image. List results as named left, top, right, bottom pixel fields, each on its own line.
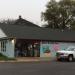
left=12, top=39, right=14, bottom=43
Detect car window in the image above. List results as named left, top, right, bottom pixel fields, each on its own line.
left=68, top=48, right=75, bottom=51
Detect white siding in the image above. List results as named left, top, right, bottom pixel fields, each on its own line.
left=6, top=40, right=15, bottom=58
left=0, top=42, right=1, bottom=53
left=0, top=40, right=15, bottom=58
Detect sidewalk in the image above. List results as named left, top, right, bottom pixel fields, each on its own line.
left=16, top=57, right=40, bottom=62
left=15, top=57, right=56, bottom=62
left=0, top=57, right=56, bottom=62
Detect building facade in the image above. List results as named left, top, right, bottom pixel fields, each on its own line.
left=0, top=16, right=75, bottom=58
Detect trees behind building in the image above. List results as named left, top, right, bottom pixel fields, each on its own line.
left=41, top=0, right=75, bottom=30
left=0, top=19, right=16, bottom=24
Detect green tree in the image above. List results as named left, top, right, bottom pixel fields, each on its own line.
left=0, top=19, right=15, bottom=24
left=41, top=0, right=75, bottom=29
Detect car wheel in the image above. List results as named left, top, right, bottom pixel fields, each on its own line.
left=68, top=55, right=73, bottom=62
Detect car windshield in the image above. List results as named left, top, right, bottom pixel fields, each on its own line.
left=67, top=48, right=75, bottom=51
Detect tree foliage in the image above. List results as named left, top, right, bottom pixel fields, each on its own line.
left=0, top=19, right=16, bottom=24
left=41, top=0, right=75, bottom=29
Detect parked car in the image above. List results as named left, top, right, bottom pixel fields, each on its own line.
left=56, top=46, right=75, bottom=62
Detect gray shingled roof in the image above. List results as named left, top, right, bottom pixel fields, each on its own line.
left=0, top=24, right=75, bottom=42
left=14, top=16, right=40, bottom=27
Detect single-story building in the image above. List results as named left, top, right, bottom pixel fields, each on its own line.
left=0, top=16, right=75, bottom=58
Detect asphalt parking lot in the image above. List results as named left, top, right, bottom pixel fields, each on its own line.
left=0, top=61, right=75, bottom=75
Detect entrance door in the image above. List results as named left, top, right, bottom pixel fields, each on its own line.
left=33, top=43, right=40, bottom=57
left=25, top=43, right=40, bottom=57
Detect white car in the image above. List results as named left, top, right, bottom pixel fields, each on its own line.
left=56, top=46, right=75, bottom=62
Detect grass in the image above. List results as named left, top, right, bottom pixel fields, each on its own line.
left=0, top=53, right=16, bottom=61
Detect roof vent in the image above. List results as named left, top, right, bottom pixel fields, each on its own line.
left=19, top=15, right=22, bottom=19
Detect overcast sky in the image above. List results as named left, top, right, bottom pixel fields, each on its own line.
left=0, top=0, right=59, bottom=26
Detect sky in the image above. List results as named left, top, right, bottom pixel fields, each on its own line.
left=0, top=0, right=59, bottom=26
